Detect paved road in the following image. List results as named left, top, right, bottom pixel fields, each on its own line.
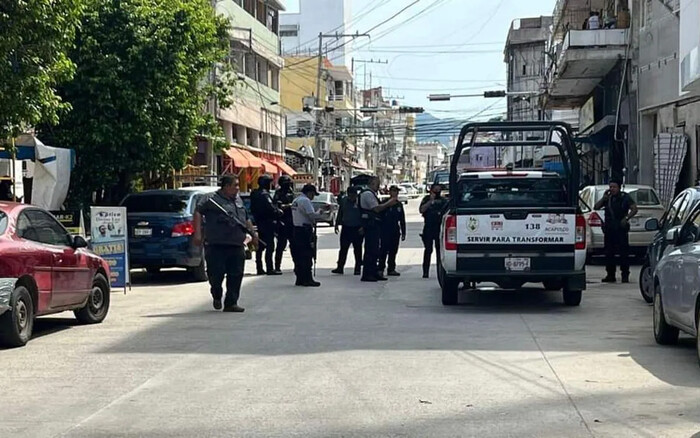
left=2, top=199, right=700, bottom=437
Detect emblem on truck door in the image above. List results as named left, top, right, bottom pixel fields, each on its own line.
left=468, top=217, right=479, bottom=232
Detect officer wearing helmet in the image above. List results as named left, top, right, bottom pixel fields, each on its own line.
left=250, top=174, right=282, bottom=275
left=273, top=174, right=296, bottom=271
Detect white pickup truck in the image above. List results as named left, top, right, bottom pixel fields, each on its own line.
left=438, top=122, right=586, bottom=306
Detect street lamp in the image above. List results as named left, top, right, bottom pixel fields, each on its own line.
left=426, top=90, right=539, bottom=101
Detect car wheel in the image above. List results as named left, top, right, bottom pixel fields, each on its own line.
left=696, top=304, right=700, bottom=368
left=190, top=252, right=207, bottom=282
left=639, top=260, right=653, bottom=304
left=563, top=289, right=582, bottom=306
left=441, top=271, right=459, bottom=306
left=0, top=285, right=34, bottom=348
left=543, top=280, right=563, bottom=291
left=653, top=283, right=679, bottom=345
left=74, top=274, right=111, bottom=325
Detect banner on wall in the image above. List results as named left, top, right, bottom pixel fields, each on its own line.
left=90, top=206, right=130, bottom=291
left=51, top=210, right=86, bottom=236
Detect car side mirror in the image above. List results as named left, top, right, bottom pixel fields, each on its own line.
left=72, top=235, right=89, bottom=249
left=666, top=227, right=680, bottom=243
left=645, top=218, right=660, bottom=231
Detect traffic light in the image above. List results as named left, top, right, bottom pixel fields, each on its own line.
left=483, top=90, right=507, bottom=98
left=398, top=106, right=425, bottom=114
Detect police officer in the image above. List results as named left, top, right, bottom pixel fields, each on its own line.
left=193, top=176, right=257, bottom=312
left=291, top=184, right=324, bottom=287
left=273, top=175, right=295, bottom=272
left=378, top=186, right=406, bottom=277
left=595, top=179, right=638, bottom=283
left=250, top=175, right=282, bottom=275
left=419, top=183, right=448, bottom=279
left=332, top=186, right=364, bottom=275
left=359, top=176, right=399, bottom=282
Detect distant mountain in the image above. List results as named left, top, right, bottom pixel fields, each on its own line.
left=415, top=112, right=455, bottom=147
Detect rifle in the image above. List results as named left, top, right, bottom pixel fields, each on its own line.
left=312, top=223, right=318, bottom=276
left=208, top=197, right=266, bottom=250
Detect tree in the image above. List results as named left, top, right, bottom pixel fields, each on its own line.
left=0, top=0, right=83, bottom=140
left=42, top=0, right=234, bottom=206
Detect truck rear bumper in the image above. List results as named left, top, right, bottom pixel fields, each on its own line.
left=445, top=270, right=586, bottom=290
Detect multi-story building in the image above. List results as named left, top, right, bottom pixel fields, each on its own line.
left=543, top=0, right=632, bottom=185
left=279, top=0, right=352, bottom=67
left=191, top=0, right=291, bottom=191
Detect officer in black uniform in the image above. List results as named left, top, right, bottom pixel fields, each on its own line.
left=332, top=186, right=364, bottom=275
left=594, top=179, right=638, bottom=283
left=378, top=186, right=407, bottom=277
left=273, top=175, right=295, bottom=272
left=359, top=176, right=399, bottom=282
left=250, top=175, right=282, bottom=275
left=193, top=176, right=257, bottom=312
left=419, top=183, right=448, bottom=279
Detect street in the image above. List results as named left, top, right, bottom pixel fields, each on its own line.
left=2, top=200, right=700, bottom=438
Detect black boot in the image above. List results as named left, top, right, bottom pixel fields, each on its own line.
left=256, top=261, right=265, bottom=276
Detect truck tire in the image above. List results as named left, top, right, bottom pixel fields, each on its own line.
left=653, top=283, right=679, bottom=345
left=563, top=289, right=582, bottom=306
left=441, top=275, right=459, bottom=306
left=0, top=285, right=34, bottom=348
left=543, top=280, right=563, bottom=291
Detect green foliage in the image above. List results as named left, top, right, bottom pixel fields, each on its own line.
left=45, top=0, right=234, bottom=206
left=0, top=0, right=83, bottom=140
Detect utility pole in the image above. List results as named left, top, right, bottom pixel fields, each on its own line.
left=313, top=32, right=370, bottom=188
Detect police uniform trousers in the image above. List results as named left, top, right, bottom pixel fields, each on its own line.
left=275, top=222, right=293, bottom=270
left=362, top=223, right=381, bottom=279
left=379, top=228, right=400, bottom=273
left=604, top=225, right=630, bottom=277
left=292, top=225, right=314, bottom=284
left=205, top=245, right=245, bottom=307
left=337, top=226, right=363, bottom=271
left=255, top=220, right=276, bottom=272
left=422, top=228, right=440, bottom=277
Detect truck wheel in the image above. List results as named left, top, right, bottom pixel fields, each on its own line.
left=639, top=260, right=653, bottom=304
left=653, top=283, right=679, bottom=345
left=441, top=275, right=459, bottom=306
left=562, top=289, right=582, bottom=306
left=190, top=254, right=207, bottom=282
left=74, top=274, right=110, bottom=324
left=543, top=280, right=563, bottom=291
left=0, top=285, right=34, bottom=348
left=437, top=261, right=444, bottom=289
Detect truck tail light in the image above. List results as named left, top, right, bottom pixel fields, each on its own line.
left=445, top=214, right=457, bottom=251
left=588, top=212, right=603, bottom=227
left=575, top=214, right=586, bottom=250
left=172, top=221, right=195, bottom=238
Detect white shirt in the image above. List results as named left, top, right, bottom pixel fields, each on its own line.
left=588, top=15, right=600, bottom=30
left=359, top=190, right=379, bottom=210
left=291, top=193, right=321, bottom=226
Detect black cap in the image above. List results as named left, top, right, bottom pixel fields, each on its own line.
left=301, top=184, right=319, bottom=195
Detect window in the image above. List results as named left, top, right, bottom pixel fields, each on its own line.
left=245, top=53, right=256, bottom=79
left=0, top=212, right=6, bottom=235
left=270, top=66, right=279, bottom=91
left=19, top=210, right=71, bottom=247
left=297, top=120, right=312, bottom=131
left=334, top=81, right=344, bottom=97
left=256, top=58, right=268, bottom=86
left=459, top=177, right=568, bottom=208
left=627, top=188, right=661, bottom=206
left=522, top=64, right=527, bottom=76
left=280, top=29, right=298, bottom=37
left=661, top=193, right=686, bottom=228
left=121, top=193, right=190, bottom=213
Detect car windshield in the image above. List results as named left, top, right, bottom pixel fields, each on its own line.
left=595, top=187, right=661, bottom=206
left=459, top=177, right=568, bottom=207
left=435, top=173, right=449, bottom=186
left=315, top=193, right=332, bottom=203
left=0, top=211, right=6, bottom=234
left=121, top=192, right=190, bottom=213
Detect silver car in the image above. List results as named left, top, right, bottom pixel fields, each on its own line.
left=579, top=185, right=665, bottom=259
left=653, top=203, right=700, bottom=366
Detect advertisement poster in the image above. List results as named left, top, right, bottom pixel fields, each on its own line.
left=456, top=214, right=575, bottom=245
left=50, top=210, right=85, bottom=236
left=90, top=206, right=129, bottom=290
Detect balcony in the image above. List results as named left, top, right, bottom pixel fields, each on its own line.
left=546, top=29, right=629, bottom=108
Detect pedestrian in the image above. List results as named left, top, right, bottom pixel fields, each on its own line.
left=193, top=176, right=257, bottom=312
left=250, top=175, right=282, bottom=275
left=273, top=175, right=295, bottom=272
left=587, top=11, right=600, bottom=29
left=332, top=186, right=364, bottom=275
left=419, top=183, right=448, bottom=279
left=291, top=184, right=324, bottom=287
left=595, top=179, right=638, bottom=283
left=378, top=186, right=406, bottom=277
left=359, top=176, right=399, bottom=282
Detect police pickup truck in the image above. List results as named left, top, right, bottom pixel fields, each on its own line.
left=438, top=122, right=586, bottom=306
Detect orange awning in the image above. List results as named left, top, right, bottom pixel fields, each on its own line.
left=260, top=158, right=277, bottom=174
left=224, top=148, right=249, bottom=168
left=238, top=149, right=263, bottom=168
left=275, top=160, right=297, bottom=176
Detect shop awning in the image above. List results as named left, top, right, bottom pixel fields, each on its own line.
left=275, top=160, right=297, bottom=176
left=224, top=148, right=249, bottom=168
left=260, top=158, right=277, bottom=174
left=238, top=149, right=263, bottom=168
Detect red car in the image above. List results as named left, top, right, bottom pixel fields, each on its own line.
left=0, top=202, right=111, bottom=347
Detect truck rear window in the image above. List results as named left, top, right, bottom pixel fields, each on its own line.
left=459, top=177, right=568, bottom=207
left=121, top=193, right=190, bottom=213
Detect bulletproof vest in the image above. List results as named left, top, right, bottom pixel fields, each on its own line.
left=250, top=189, right=274, bottom=223
left=359, top=189, right=381, bottom=225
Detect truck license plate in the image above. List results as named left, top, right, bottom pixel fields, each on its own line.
left=505, top=257, right=530, bottom=271
left=134, top=228, right=152, bottom=237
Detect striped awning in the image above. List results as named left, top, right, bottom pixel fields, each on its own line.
left=260, top=159, right=277, bottom=174
left=275, top=160, right=297, bottom=176
left=224, top=148, right=249, bottom=168
left=238, top=149, right=263, bottom=168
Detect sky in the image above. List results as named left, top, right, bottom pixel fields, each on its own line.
left=281, top=0, right=555, bottom=120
